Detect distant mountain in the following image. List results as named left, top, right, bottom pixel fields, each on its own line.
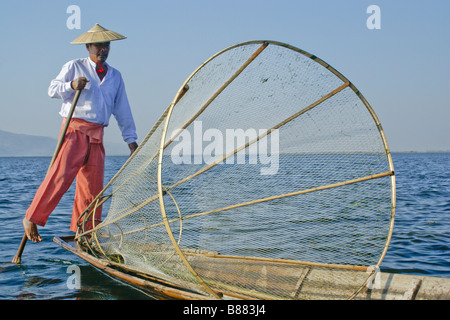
left=0, top=130, right=58, bottom=157
left=0, top=130, right=128, bottom=157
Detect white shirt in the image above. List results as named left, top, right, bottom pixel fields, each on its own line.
left=48, top=58, right=137, bottom=144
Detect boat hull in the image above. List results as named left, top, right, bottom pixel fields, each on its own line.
left=54, top=235, right=450, bottom=300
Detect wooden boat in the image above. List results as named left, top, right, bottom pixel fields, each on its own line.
left=54, top=235, right=450, bottom=300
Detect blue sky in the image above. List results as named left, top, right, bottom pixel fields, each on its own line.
left=0, top=0, right=448, bottom=152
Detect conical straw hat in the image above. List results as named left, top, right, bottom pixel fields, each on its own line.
left=71, top=23, right=126, bottom=44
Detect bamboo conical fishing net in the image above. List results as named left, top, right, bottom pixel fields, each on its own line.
left=76, top=41, right=396, bottom=300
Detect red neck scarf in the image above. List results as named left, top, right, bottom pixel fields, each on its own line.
left=96, top=62, right=107, bottom=81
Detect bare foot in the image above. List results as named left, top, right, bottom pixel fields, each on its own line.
left=22, top=218, right=42, bottom=243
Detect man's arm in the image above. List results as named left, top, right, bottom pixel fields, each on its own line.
left=48, top=61, right=76, bottom=99
left=112, top=73, right=138, bottom=147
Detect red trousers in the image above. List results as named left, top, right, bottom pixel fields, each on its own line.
left=26, top=119, right=105, bottom=232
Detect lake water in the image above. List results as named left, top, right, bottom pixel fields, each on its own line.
left=0, top=153, right=448, bottom=299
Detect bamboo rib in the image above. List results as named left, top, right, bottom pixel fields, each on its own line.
left=168, top=80, right=350, bottom=191
left=162, top=42, right=269, bottom=150
left=102, top=170, right=394, bottom=239
left=167, top=171, right=394, bottom=223
left=187, top=252, right=370, bottom=272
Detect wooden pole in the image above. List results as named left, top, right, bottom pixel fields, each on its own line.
left=12, top=89, right=82, bottom=264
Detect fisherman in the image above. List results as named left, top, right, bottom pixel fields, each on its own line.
left=22, top=24, right=138, bottom=243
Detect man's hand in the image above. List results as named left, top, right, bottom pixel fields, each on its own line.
left=71, top=77, right=90, bottom=90
left=128, top=142, right=138, bottom=156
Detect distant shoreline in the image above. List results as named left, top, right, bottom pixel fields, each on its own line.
left=390, top=151, right=450, bottom=154
left=0, top=154, right=129, bottom=158
left=1, top=151, right=449, bottom=158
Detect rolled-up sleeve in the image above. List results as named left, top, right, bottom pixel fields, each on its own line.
left=113, top=75, right=137, bottom=144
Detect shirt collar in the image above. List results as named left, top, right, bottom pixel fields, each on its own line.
left=87, top=57, right=109, bottom=70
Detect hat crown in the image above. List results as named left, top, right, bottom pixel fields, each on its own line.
left=88, top=24, right=108, bottom=33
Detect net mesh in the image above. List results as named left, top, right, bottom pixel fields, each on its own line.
left=76, top=41, right=395, bottom=300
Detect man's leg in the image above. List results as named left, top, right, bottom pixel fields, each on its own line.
left=71, top=141, right=105, bottom=232
left=24, top=130, right=89, bottom=242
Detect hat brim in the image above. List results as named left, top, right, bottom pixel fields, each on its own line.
left=70, top=30, right=126, bottom=44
